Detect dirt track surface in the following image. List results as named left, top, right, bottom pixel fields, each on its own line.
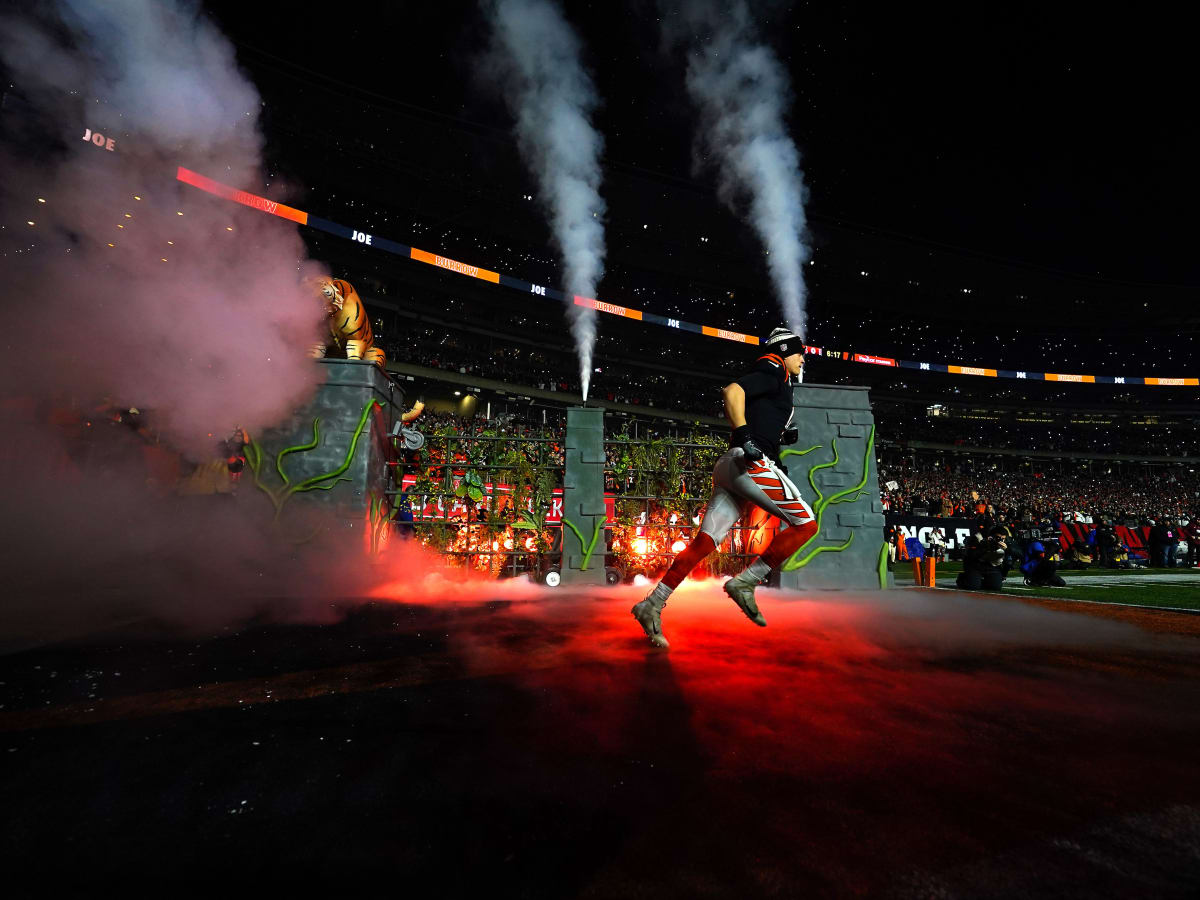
left=3, top=584, right=1200, bottom=897
left=932, top=584, right=1200, bottom=637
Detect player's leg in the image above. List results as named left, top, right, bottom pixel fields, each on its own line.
left=722, top=455, right=818, bottom=625
left=631, top=454, right=742, bottom=648
left=660, top=489, right=741, bottom=590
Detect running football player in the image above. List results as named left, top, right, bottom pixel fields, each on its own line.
left=631, top=328, right=818, bottom=648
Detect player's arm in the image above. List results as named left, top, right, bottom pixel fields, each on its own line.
left=722, top=382, right=764, bottom=462
left=722, top=383, right=747, bottom=428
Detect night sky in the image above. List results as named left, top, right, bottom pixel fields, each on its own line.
left=208, top=1, right=1200, bottom=293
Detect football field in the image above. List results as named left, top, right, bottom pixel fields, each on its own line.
left=893, top=562, right=1200, bottom=611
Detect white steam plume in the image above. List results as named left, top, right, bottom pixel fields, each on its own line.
left=0, top=0, right=324, bottom=454
left=484, top=0, right=606, bottom=401
left=666, top=0, right=810, bottom=338
left=0, top=1, right=346, bottom=639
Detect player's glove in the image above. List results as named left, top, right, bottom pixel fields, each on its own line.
left=781, top=426, right=799, bottom=446
left=732, top=425, right=764, bottom=463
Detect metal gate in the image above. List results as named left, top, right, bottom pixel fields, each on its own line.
left=393, top=414, right=764, bottom=583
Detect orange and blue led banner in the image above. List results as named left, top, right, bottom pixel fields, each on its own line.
left=176, top=166, right=1198, bottom=387
left=176, top=167, right=307, bottom=224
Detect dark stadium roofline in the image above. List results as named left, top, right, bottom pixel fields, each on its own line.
left=363, top=291, right=727, bottom=385
left=178, top=167, right=1200, bottom=387
left=238, top=50, right=1200, bottom=301
left=385, top=361, right=726, bottom=427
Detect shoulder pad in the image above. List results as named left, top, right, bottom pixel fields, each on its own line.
left=756, top=353, right=788, bottom=380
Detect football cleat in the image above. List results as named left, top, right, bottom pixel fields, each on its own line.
left=631, top=597, right=670, bottom=649
left=723, top=578, right=767, bottom=627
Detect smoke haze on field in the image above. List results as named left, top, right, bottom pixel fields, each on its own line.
left=484, top=0, right=606, bottom=401
left=664, top=0, right=811, bottom=338
left=0, top=0, right=350, bottom=641
left=0, top=0, right=325, bottom=454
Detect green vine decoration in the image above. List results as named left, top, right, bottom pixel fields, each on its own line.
left=562, top=516, right=604, bottom=571
left=245, top=399, right=378, bottom=521
left=367, top=489, right=407, bottom=555
left=876, top=540, right=889, bottom=589
left=779, top=424, right=876, bottom=571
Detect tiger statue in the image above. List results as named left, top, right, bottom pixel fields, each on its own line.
left=309, top=277, right=386, bottom=369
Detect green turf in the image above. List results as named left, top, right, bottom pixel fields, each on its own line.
left=999, top=579, right=1200, bottom=610
left=890, top=561, right=1200, bottom=610
left=891, top=561, right=1199, bottom=578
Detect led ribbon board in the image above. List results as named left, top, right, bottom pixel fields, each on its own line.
left=177, top=167, right=1199, bottom=387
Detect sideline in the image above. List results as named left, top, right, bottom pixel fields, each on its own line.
left=930, top=585, right=1200, bottom=616
left=904, top=585, right=1200, bottom=638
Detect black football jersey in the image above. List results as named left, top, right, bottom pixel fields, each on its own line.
left=731, top=353, right=794, bottom=461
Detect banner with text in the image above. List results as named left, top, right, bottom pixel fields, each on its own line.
left=887, top=515, right=976, bottom=550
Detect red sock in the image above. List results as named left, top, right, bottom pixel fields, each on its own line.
left=662, top=533, right=717, bottom=589
left=761, top=521, right=819, bottom=569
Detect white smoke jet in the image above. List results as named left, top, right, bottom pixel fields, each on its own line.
left=667, top=0, right=810, bottom=338
left=484, top=0, right=606, bottom=401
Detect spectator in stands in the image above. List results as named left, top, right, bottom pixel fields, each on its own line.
left=939, top=491, right=953, bottom=518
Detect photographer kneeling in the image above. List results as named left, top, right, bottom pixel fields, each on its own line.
left=1021, top=541, right=1067, bottom=587
left=956, top=526, right=1009, bottom=592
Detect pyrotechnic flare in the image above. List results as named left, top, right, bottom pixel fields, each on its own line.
left=484, top=0, right=606, bottom=401
left=665, top=0, right=811, bottom=339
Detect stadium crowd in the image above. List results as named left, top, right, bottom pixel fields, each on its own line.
left=876, top=410, right=1200, bottom=458
left=376, top=292, right=1199, bottom=458
left=878, top=460, right=1198, bottom=526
